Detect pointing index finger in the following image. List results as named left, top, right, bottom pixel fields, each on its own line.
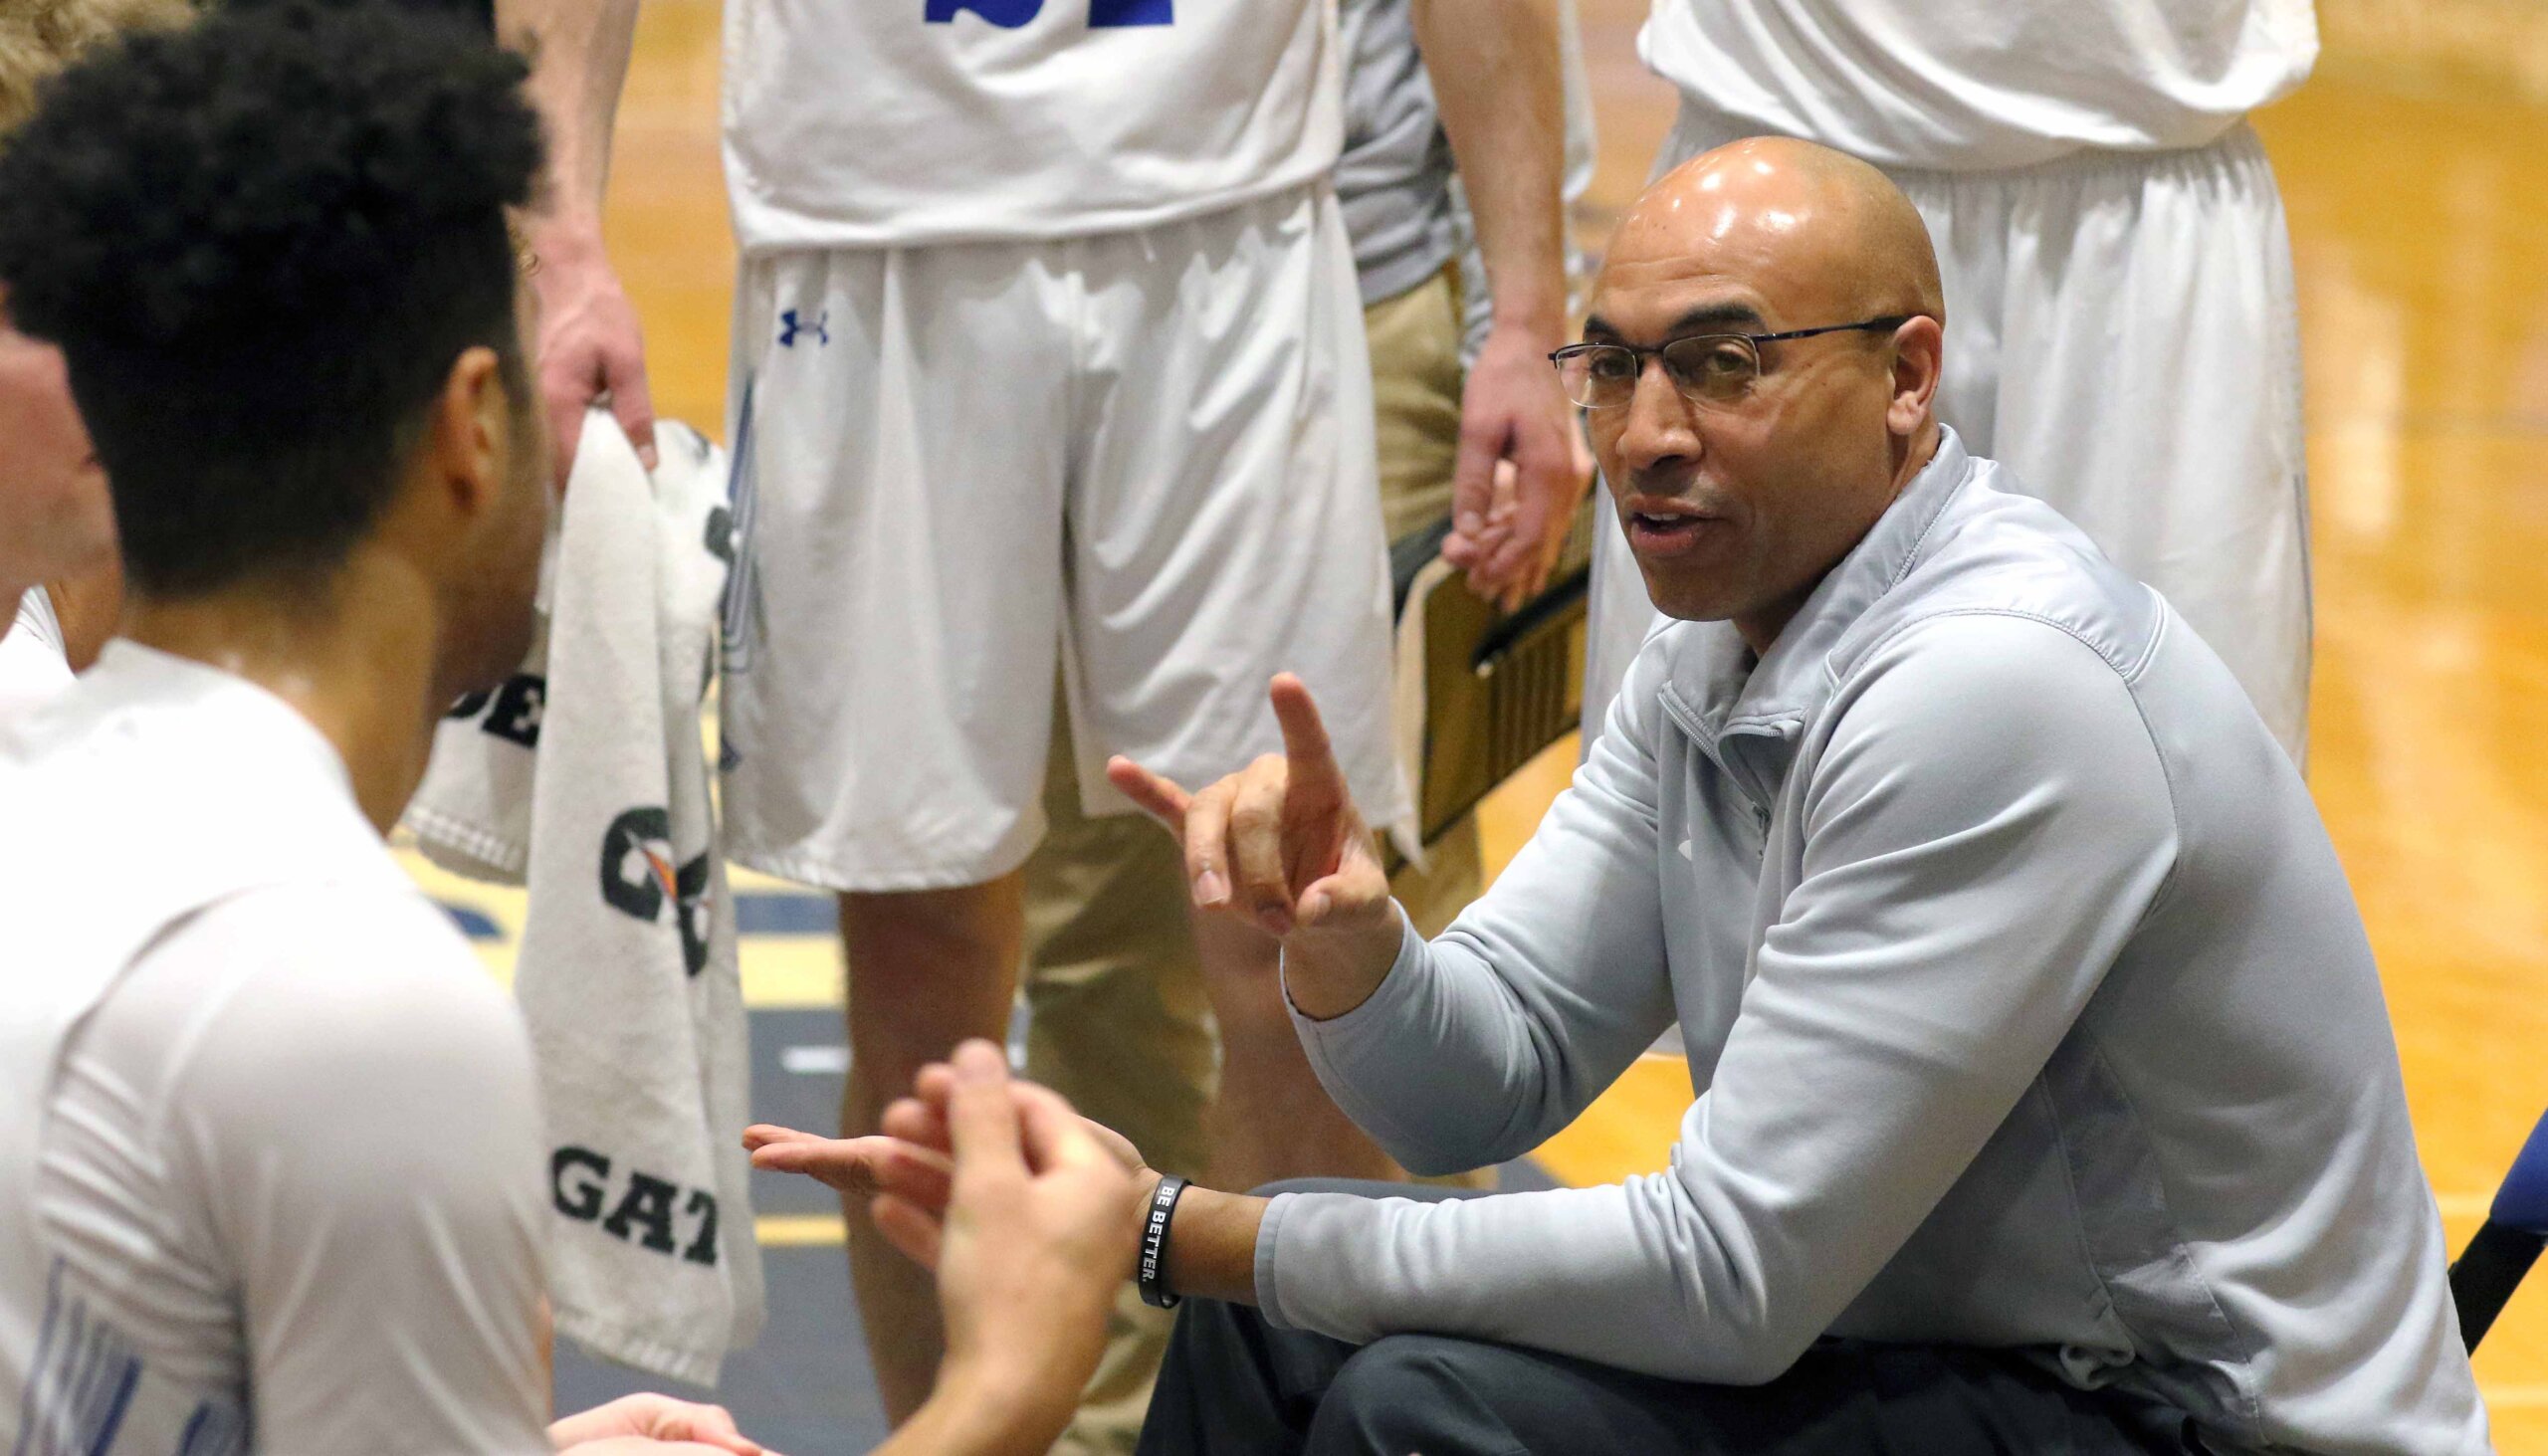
left=1269, top=674, right=1346, bottom=801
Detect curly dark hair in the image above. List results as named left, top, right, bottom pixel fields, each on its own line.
left=0, top=0, right=542, bottom=596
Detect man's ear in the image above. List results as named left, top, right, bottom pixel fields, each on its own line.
left=1886, top=314, right=1945, bottom=437
left=422, top=344, right=509, bottom=525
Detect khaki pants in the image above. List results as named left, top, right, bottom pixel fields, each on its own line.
left=1030, top=265, right=1486, bottom=1455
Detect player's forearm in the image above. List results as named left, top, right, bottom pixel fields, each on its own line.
left=499, top=0, right=639, bottom=248
left=1411, top=0, right=1569, bottom=340
left=878, top=1372, right=1077, bottom=1456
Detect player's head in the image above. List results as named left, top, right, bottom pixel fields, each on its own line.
left=0, top=0, right=188, bottom=608
left=1575, top=136, right=1946, bottom=634
left=0, top=0, right=551, bottom=695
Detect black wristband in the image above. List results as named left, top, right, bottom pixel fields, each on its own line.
left=1138, top=1174, right=1190, bottom=1310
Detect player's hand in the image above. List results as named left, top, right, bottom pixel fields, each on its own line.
left=745, top=1062, right=1150, bottom=1229
left=1105, top=675, right=1394, bottom=950
left=852, top=1043, right=1137, bottom=1444
left=931, top=1043, right=1140, bottom=1373
left=1442, top=319, right=1588, bottom=611
left=743, top=1124, right=954, bottom=1209
left=549, top=1392, right=769, bottom=1454
left=528, top=227, right=656, bottom=485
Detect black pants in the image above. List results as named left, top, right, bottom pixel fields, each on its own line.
left=1137, top=1181, right=2206, bottom=1456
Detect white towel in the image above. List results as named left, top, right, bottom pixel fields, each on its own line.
left=405, top=412, right=763, bottom=1386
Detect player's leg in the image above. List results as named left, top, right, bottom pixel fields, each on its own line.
left=718, top=243, right=1071, bottom=1422
left=1067, top=182, right=1413, bottom=1191
left=1366, top=264, right=1467, bottom=542
left=1186, top=913, right=1402, bottom=1188
left=1021, top=683, right=1215, bottom=1456
left=1362, top=263, right=1487, bottom=938
left=837, top=877, right=1025, bottom=1419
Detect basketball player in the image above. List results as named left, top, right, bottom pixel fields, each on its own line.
left=1582, top=0, right=2318, bottom=763
left=506, top=0, right=1574, bottom=1423
left=0, top=9, right=1132, bottom=1453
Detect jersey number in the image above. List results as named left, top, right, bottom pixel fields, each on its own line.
left=925, top=0, right=1170, bottom=28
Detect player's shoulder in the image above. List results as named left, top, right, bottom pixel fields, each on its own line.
left=158, top=880, right=530, bottom=1091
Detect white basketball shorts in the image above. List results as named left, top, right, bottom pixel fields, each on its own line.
left=719, top=182, right=1410, bottom=892
left=1586, top=108, right=2311, bottom=764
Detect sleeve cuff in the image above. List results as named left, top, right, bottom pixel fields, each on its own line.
left=1252, top=1190, right=1303, bottom=1329
left=1280, top=903, right=1427, bottom=1032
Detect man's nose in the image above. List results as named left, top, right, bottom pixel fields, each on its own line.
left=1614, top=357, right=1700, bottom=473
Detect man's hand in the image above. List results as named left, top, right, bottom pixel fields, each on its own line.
left=1105, top=675, right=1403, bottom=1019
left=1441, top=321, right=1590, bottom=611
left=549, top=1393, right=767, bottom=1454
left=820, top=1042, right=1139, bottom=1450
left=530, top=230, right=655, bottom=484
left=742, top=1123, right=955, bottom=1210
left=744, top=1060, right=1150, bottom=1232
left=504, top=0, right=648, bottom=483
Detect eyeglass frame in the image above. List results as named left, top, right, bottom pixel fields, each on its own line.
left=1547, top=314, right=1916, bottom=409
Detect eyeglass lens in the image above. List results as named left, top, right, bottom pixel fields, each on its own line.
left=1559, top=335, right=1761, bottom=409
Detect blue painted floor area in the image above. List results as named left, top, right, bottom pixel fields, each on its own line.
left=557, top=1246, right=885, bottom=1456
left=555, top=1004, right=1558, bottom=1454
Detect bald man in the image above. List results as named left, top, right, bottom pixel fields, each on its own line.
left=867, top=139, right=2470, bottom=1453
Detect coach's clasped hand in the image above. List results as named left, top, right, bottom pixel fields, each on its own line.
left=1105, top=674, right=1407, bottom=1022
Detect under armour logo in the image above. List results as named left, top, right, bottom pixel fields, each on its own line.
left=925, top=0, right=1170, bottom=28
left=777, top=309, right=829, bottom=348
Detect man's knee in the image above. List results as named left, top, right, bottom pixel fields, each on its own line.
left=1310, top=1335, right=1501, bottom=1454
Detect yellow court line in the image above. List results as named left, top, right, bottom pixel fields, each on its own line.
left=2486, top=1386, right=2548, bottom=1409
left=756, top=1213, right=848, bottom=1247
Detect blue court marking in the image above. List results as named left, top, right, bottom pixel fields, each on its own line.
left=439, top=902, right=505, bottom=940
left=435, top=893, right=834, bottom=941
left=735, top=893, right=837, bottom=936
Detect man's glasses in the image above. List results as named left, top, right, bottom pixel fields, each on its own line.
left=1548, top=315, right=1912, bottom=410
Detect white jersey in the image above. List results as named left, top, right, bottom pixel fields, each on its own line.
left=0, top=588, right=73, bottom=721
left=1640, top=0, right=2317, bottom=170
left=0, top=644, right=551, bottom=1456
left=723, top=0, right=1343, bottom=250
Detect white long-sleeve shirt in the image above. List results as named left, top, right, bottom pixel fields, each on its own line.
left=1259, top=430, right=2485, bottom=1455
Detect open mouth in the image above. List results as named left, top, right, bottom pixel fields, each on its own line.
left=1626, top=505, right=1721, bottom=556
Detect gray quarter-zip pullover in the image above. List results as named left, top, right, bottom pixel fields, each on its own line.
left=1258, top=430, right=2487, bottom=1455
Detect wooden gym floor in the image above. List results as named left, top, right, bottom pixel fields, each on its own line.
left=411, top=0, right=2548, bottom=1445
